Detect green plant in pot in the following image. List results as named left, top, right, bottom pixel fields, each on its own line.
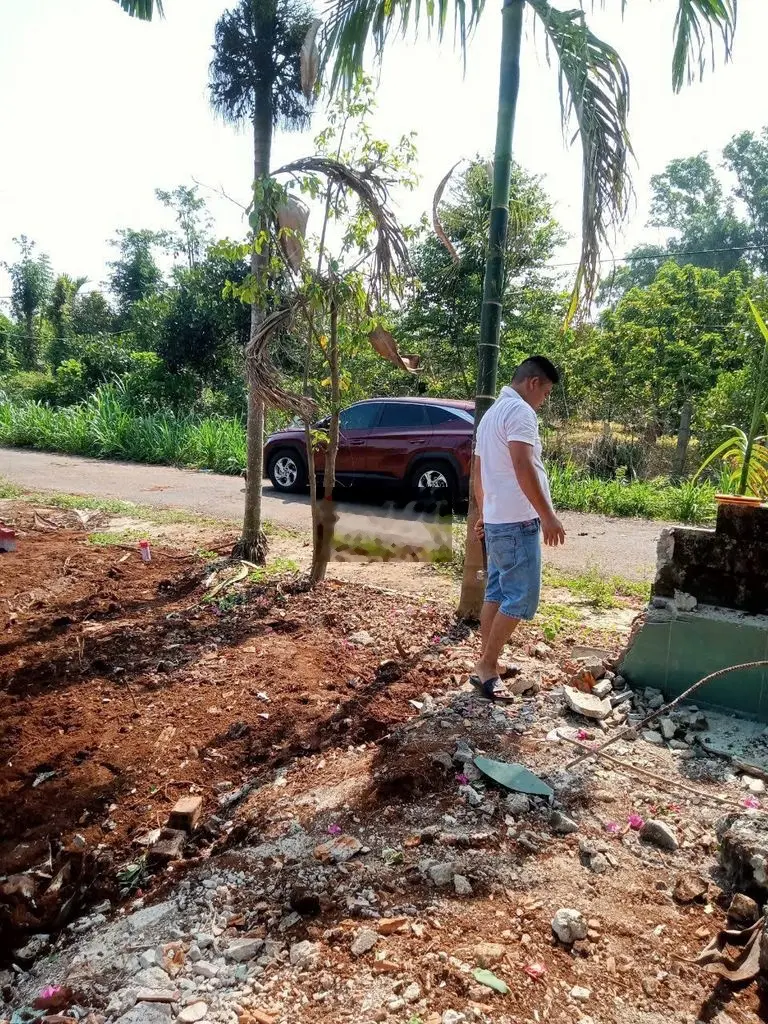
left=694, top=298, right=768, bottom=508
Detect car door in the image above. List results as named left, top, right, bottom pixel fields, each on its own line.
left=331, top=401, right=383, bottom=478
left=363, top=401, right=431, bottom=479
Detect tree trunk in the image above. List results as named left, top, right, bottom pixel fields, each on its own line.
left=233, top=97, right=274, bottom=564
left=671, top=400, right=692, bottom=483
left=312, top=299, right=339, bottom=584
left=458, top=0, right=524, bottom=619
left=739, top=330, right=768, bottom=495
left=21, top=312, right=36, bottom=370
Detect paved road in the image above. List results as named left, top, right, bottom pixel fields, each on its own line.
left=0, top=447, right=668, bottom=579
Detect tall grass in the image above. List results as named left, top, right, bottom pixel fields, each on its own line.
left=548, top=462, right=715, bottom=524
left=0, top=385, right=247, bottom=475
left=0, top=388, right=717, bottom=523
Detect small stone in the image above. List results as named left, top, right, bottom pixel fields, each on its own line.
left=403, top=982, right=422, bottom=1003
left=442, top=1013, right=466, bottom=1024
left=431, top=752, right=453, bottom=770
left=225, top=939, right=263, bottom=963
left=348, top=630, right=373, bottom=646
left=641, top=977, right=659, bottom=998
left=570, top=986, right=591, bottom=1002
left=289, top=940, right=318, bottom=966
left=452, top=741, right=475, bottom=765
left=428, top=863, right=454, bottom=887
left=550, top=810, right=579, bottom=835
left=552, top=908, right=588, bottom=945
left=459, top=785, right=482, bottom=807
left=453, top=874, right=472, bottom=896
left=168, top=796, right=203, bottom=833
left=139, top=950, right=160, bottom=970
left=533, top=642, right=551, bottom=659
left=314, top=834, right=363, bottom=864
left=177, top=1003, right=208, bottom=1023
left=673, top=873, right=708, bottom=903
left=387, top=998, right=405, bottom=1012
left=351, top=928, right=378, bottom=956
left=135, top=990, right=178, bottom=1004
left=474, top=942, right=505, bottom=964
left=114, top=1005, right=171, bottom=1024
left=564, top=686, right=611, bottom=721
left=642, top=730, right=665, bottom=745
left=742, top=776, right=766, bottom=794
left=377, top=916, right=409, bottom=935
left=674, top=590, right=697, bottom=612
left=659, top=718, right=677, bottom=741
left=504, top=793, right=530, bottom=817
left=13, top=933, right=51, bottom=961
left=727, top=893, right=759, bottom=925
left=669, top=739, right=690, bottom=751
left=640, top=819, right=679, bottom=851
left=134, top=967, right=172, bottom=990
left=195, top=934, right=214, bottom=949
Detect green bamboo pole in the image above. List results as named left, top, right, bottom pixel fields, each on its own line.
left=458, top=0, right=525, bottom=618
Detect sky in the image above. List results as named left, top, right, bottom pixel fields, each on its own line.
left=1, top=0, right=767, bottom=306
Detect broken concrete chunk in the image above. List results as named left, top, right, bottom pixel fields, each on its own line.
left=177, top=1004, right=207, bottom=1024
left=659, top=717, right=677, bottom=740
left=348, top=629, right=374, bottom=646
left=674, top=590, right=697, bottom=612
left=13, top=933, right=50, bottom=962
left=289, top=940, right=318, bottom=966
left=552, top=908, right=588, bottom=945
left=474, top=941, right=505, bottom=965
left=114, top=1004, right=172, bottom=1024
left=168, top=796, right=203, bottom=833
left=135, top=989, right=178, bottom=1004
left=591, top=680, right=613, bottom=700
left=452, top=740, right=475, bottom=766
left=673, top=873, right=708, bottom=903
left=314, top=834, right=363, bottom=863
left=564, top=686, right=611, bottom=721
left=225, top=938, right=263, bottom=962
left=641, top=730, right=665, bottom=745
left=716, top=814, right=768, bottom=892
left=504, top=793, right=531, bottom=817
left=147, top=828, right=186, bottom=866
left=640, top=819, right=679, bottom=851
left=550, top=810, right=579, bottom=835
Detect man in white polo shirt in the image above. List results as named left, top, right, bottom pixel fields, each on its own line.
left=473, top=356, right=565, bottom=698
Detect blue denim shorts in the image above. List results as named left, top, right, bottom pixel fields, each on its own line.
left=484, top=519, right=542, bottom=620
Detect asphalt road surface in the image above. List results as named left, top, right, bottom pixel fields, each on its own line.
left=0, top=447, right=668, bottom=579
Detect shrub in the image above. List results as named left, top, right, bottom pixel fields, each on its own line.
left=585, top=432, right=647, bottom=480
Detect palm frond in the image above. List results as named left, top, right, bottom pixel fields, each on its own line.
left=112, top=0, right=164, bottom=19
left=669, top=0, right=737, bottom=93
left=321, top=0, right=486, bottom=94
left=273, top=156, right=411, bottom=297
left=247, top=306, right=317, bottom=417
left=530, top=0, right=632, bottom=317
left=432, top=162, right=463, bottom=265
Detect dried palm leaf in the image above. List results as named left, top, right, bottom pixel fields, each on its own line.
left=677, top=913, right=766, bottom=982
left=301, top=18, right=323, bottom=100
left=368, top=324, right=420, bottom=373
left=246, top=305, right=316, bottom=419
left=432, top=162, right=462, bottom=265
left=274, top=155, right=410, bottom=298
left=275, top=196, right=310, bottom=273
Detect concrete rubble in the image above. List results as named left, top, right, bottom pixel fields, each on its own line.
left=3, top=644, right=768, bottom=1024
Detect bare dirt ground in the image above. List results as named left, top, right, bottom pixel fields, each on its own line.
left=0, top=447, right=663, bottom=580
left=1, top=498, right=766, bottom=1024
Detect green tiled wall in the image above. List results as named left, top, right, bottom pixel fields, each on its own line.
left=620, top=613, right=768, bottom=721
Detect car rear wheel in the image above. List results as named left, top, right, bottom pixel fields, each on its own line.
left=267, top=449, right=307, bottom=493
left=409, top=461, right=456, bottom=505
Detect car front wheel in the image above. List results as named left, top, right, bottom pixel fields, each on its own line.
left=267, top=449, right=307, bottom=493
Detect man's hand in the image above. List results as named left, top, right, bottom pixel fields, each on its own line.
left=473, top=517, right=485, bottom=541
left=541, top=511, right=565, bottom=547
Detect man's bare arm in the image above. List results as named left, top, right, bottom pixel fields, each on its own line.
left=508, top=441, right=565, bottom=547
left=472, top=455, right=485, bottom=539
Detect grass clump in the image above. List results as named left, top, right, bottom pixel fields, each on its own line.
left=87, top=529, right=145, bottom=546
left=542, top=565, right=650, bottom=608
left=536, top=602, right=580, bottom=641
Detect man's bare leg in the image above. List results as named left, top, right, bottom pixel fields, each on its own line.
left=475, top=606, right=520, bottom=683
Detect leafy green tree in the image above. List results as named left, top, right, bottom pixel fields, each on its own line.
left=155, top=184, right=213, bottom=269
left=209, top=0, right=315, bottom=563
left=71, top=289, right=116, bottom=337
left=399, top=160, right=566, bottom=398
left=0, top=313, right=14, bottom=371
left=108, top=229, right=166, bottom=322
left=600, top=261, right=748, bottom=465
left=723, top=127, right=768, bottom=273
left=5, top=236, right=53, bottom=369
left=48, top=274, right=88, bottom=366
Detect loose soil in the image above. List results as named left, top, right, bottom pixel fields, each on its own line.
left=2, top=500, right=765, bottom=1024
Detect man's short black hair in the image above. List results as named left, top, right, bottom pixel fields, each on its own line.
left=512, top=355, right=560, bottom=385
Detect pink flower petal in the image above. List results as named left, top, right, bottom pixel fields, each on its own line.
left=577, top=729, right=589, bottom=741
left=456, top=773, right=469, bottom=786
left=604, top=822, right=620, bottom=834
left=742, top=796, right=760, bottom=810
left=327, top=823, right=342, bottom=835
left=523, top=962, right=546, bottom=980
left=628, top=814, right=644, bottom=830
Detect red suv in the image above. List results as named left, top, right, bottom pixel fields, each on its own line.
left=264, top=397, right=475, bottom=500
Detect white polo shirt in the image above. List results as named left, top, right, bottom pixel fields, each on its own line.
left=475, top=385, right=550, bottom=524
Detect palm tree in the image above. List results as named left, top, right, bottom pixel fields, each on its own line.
left=111, top=0, right=163, bottom=17
left=209, top=0, right=315, bottom=562
left=324, top=0, right=737, bottom=615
